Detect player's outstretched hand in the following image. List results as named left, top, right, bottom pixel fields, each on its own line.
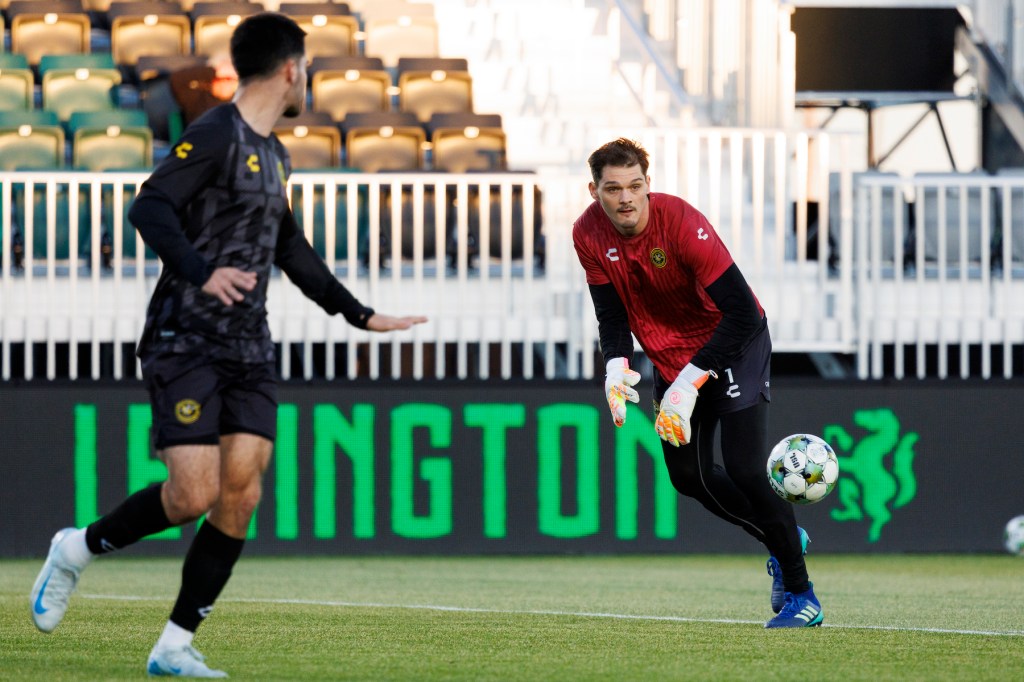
left=366, top=314, right=428, bottom=332
left=202, top=267, right=258, bottom=306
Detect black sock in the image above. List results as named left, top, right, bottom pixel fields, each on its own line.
left=169, top=520, right=245, bottom=632
left=85, top=483, right=172, bottom=554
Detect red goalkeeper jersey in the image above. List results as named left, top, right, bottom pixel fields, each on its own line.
left=573, top=192, right=763, bottom=381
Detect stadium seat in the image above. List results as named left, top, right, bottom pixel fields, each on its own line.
left=310, top=56, right=392, bottom=122
left=5, top=0, right=85, bottom=19
left=279, top=3, right=358, bottom=59
left=135, top=53, right=207, bottom=83
left=396, top=57, right=472, bottom=124
left=341, top=111, right=424, bottom=172
left=0, top=54, right=32, bottom=70
left=278, top=0, right=350, bottom=14
left=274, top=111, right=342, bottom=169
left=109, top=6, right=192, bottom=68
left=80, top=0, right=130, bottom=28
left=42, top=66, right=122, bottom=122
left=0, top=56, right=34, bottom=111
left=0, top=110, right=65, bottom=169
left=363, top=15, right=440, bottom=68
left=192, top=3, right=262, bottom=58
left=38, top=53, right=118, bottom=76
left=428, top=112, right=506, bottom=173
left=356, top=0, right=433, bottom=23
left=69, top=109, right=153, bottom=169
left=10, top=9, right=91, bottom=65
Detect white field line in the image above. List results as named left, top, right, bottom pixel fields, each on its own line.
left=80, top=593, right=1024, bottom=638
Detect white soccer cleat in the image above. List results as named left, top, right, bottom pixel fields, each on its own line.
left=147, top=644, right=229, bottom=678
left=30, top=528, right=86, bottom=633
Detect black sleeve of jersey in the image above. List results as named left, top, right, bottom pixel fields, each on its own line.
left=691, top=263, right=764, bottom=371
left=128, top=119, right=225, bottom=287
left=589, top=283, right=634, bottom=364
left=274, top=210, right=376, bottom=328
left=128, top=194, right=213, bottom=286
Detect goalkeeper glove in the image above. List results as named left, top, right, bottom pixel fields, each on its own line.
left=604, top=357, right=641, bottom=427
left=655, top=363, right=715, bottom=446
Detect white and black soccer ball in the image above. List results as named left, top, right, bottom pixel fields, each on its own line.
left=1004, top=516, right=1024, bottom=556
left=766, top=433, right=839, bottom=505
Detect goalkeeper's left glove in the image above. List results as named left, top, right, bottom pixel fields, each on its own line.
left=655, top=363, right=716, bottom=447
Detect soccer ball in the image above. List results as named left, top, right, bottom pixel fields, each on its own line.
left=1004, top=516, right=1024, bottom=556
left=766, top=433, right=840, bottom=505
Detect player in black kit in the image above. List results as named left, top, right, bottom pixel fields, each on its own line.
left=29, top=13, right=426, bottom=677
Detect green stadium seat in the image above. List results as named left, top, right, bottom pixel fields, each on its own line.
left=38, top=54, right=118, bottom=76
left=0, top=54, right=32, bottom=70
left=0, top=126, right=64, bottom=170
left=71, top=119, right=153, bottom=170
left=0, top=62, right=34, bottom=111
left=42, top=67, right=122, bottom=122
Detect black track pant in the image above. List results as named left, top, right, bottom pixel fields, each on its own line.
left=660, top=398, right=810, bottom=593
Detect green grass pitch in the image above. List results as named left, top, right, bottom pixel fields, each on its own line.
left=3, top=554, right=1023, bottom=680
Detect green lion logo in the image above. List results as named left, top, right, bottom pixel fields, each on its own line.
left=823, top=408, right=919, bottom=542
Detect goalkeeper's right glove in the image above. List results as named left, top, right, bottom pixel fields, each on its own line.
left=604, top=357, right=641, bottom=427
left=654, top=363, right=714, bottom=446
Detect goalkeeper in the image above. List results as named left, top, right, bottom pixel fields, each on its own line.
left=573, top=138, right=822, bottom=629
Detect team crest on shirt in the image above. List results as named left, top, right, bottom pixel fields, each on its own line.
left=175, top=399, right=201, bottom=424
left=650, top=248, right=667, bottom=268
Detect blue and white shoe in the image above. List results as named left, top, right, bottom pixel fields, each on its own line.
left=765, top=583, right=824, bottom=628
left=147, top=644, right=228, bottom=678
left=30, top=528, right=86, bottom=633
left=767, top=526, right=810, bottom=614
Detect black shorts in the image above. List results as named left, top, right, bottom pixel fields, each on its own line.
left=654, top=320, right=772, bottom=416
left=142, top=352, right=278, bottom=450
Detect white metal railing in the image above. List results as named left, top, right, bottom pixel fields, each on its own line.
left=0, top=170, right=590, bottom=381
left=855, top=171, right=1024, bottom=379
left=3, top=129, right=1024, bottom=381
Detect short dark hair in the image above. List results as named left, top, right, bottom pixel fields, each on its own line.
left=230, top=13, right=306, bottom=82
left=588, top=138, right=650, bottom=184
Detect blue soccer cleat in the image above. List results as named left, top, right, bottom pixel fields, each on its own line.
left=765, top=583, right=824, bottom=628
left=147, top=644, right=228, bottom=678
left=767, top=526, right=810, bottom=614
